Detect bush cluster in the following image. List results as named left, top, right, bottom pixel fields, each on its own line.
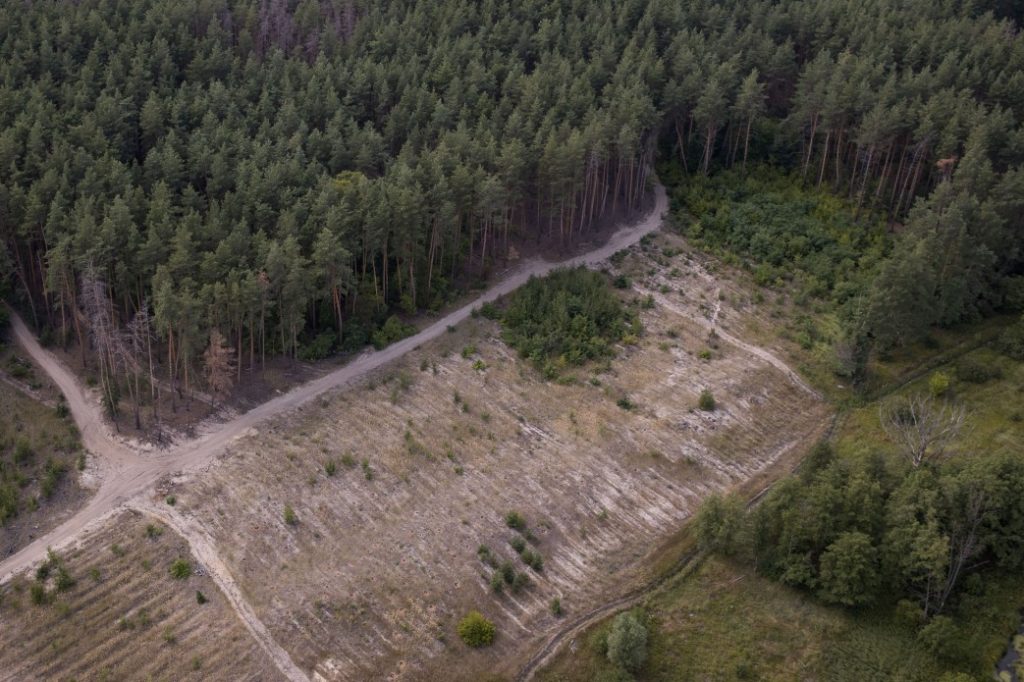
left=501, top=268, right=637, bottom=379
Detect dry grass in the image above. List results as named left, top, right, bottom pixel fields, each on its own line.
left=0, top=510, right=278, bottom=681
left=159, top=243, right=829, bottom=680
left=0, top=372, right=86, bottom=557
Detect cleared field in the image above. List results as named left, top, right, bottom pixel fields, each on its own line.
left=161, top=239, right=829, bottom=680
left=0, top=510, right=279, bottom=681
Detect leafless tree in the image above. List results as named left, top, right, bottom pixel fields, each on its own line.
left=203, top=329, right=236, bottom=403
left=127, top=301, right=158, bottom=427
left=80, top=270, right=120, bottom=427
left=931, top=487, right=985, bottom=616
left=880, top=393, right=967, bottom=468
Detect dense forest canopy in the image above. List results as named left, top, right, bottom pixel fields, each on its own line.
left=1, top=0, right=1022, bottom=411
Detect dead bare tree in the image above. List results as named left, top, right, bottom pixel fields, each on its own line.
left=880, top=393, right=967, bottom=468
left=126, top=302, right=157, bottom=429
left=931, top=487, right=985, bottom=616
left=203, top=329, right=236, bottom=403
left=80, top=270, right=120, bottom=427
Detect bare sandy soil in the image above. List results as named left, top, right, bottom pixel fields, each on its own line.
left=0, top=510, right=279, bottom=682
left=0, top=188, right=832, bottom=681
left=169, top=233, right=829, bottom=680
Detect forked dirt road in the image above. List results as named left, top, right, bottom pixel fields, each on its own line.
left=1, top=184, right=669, bottom=680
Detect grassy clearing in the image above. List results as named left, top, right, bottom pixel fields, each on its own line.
left=540, top=555, right=1024, bottom=682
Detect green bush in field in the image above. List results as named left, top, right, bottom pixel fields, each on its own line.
left=698, top=389, right=716, bottom=411
left=928, top=371, right=950, bottom=397
left=695, top=493, right=746, bottom=555
left=457, top=611, right=496, bottom=647
left=169, top=558, right=191, bottom=580
left=371, top=316, right=416, bottom=350
left=501, top=267, right=636, bottom=379
left=606, top=610, right=648, bottom=672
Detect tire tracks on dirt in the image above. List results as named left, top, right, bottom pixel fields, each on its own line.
left=131, top=501, right=308, bottom=682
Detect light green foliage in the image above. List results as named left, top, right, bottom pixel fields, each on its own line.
left=457, top=611, right=496, bottom=648
left=929, top=371, right=950, bottom=397
left=606, top=610, right=648, bottom=673
left=695, top=493, right=746, bottom=555
left=169, top=558, right=191, bottom=580
left=698, top=389, right=716, bottom=411
left=816, top=531, right=879, bottom=606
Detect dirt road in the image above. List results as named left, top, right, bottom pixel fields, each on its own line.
left=0, top=184, right=668, bottom=679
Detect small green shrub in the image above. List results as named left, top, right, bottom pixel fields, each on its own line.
left=54, top=566, right=75, bottom=591
left=145, top=524, right=164, bottom=539
left=41, top=459, right=67, bottom=498
left=505, top=511, right=526, bottom=531
left=457, top=611, right=496, bottom=647
left=698, top=389, right=716, bottom=411
left=616, top=396, right=636, bottom=411
left=606, top=610, right=648, bottom=672
left=490, top=572, right=504, bottom=593
left=928, top=371, right=950, bottom=397
left=550, top=598, right=562, bottom=616
left=283, top=504, right=298, bottom=525
left=30, top=583, right=48, bottom=606
left=169, top=558, right=191, bottom=580
left=371, top=316, right=416, bottom=350
left=324, top=460, right=337, bottom=476
left=509, top=536, right=526, bottom=553
left=479, top=302, right=501, bottom=320
left=196, top=590, right=208, bottom=604
left=511, top=571, right=530, bottom=593
left=522, top=550, right=543, bottom=572
left=165, top=495, right=176, bottom=506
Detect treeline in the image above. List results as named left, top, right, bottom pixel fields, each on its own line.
left=1, top=0, right=1022, bottom=416
left=697, top=440, right=1024, bottom=655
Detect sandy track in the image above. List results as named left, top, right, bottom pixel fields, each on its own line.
left=0, top=184, right=668, bottom=679
left=131, top=501, right=304, bottom=682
